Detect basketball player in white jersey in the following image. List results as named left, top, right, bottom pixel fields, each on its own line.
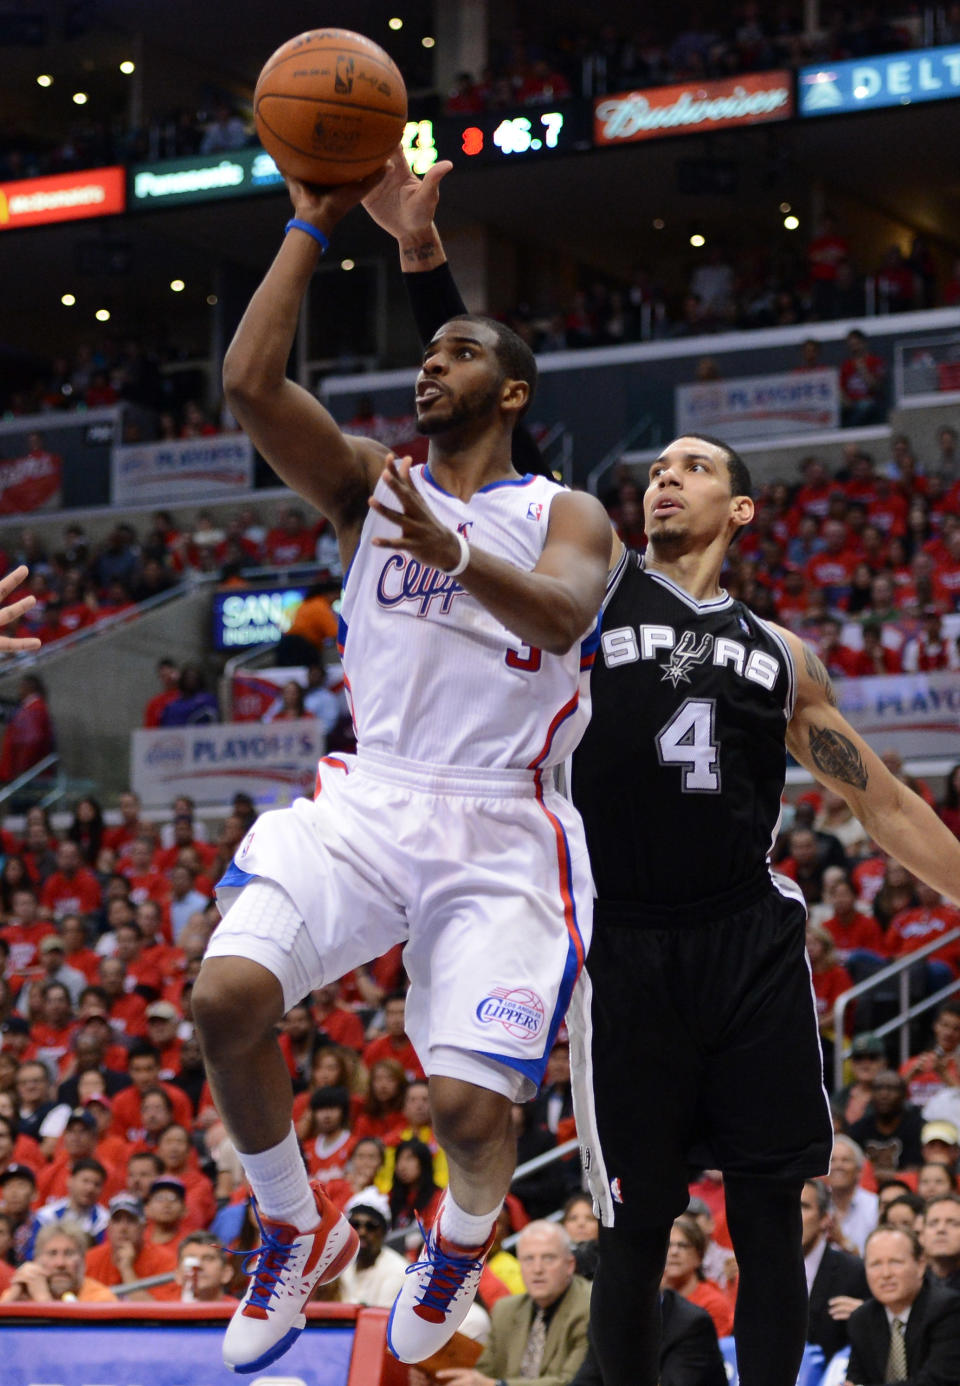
left=191, top=173, right=611, bottom=1375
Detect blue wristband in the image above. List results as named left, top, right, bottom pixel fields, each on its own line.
left=285, top=218, right=330, bottom=253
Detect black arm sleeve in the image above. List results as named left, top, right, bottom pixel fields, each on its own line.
left=403, top=263, right=551, bottom=478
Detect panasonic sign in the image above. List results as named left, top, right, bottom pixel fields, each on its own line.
left=800, top=43, right=960, bottom=116
left=130, top=149, right=284, bottom=207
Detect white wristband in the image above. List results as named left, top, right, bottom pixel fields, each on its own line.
left=443, top=530, right=470, bottom=578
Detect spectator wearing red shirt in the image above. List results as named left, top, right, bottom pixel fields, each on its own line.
left=110, top=1044, right=192, bottom=1142
left=846, top=622, right=903, bottom=676
left=886, top=882, right=960, bottom=984
left=805, top=519, right=859, bottom=609
left=363, top=992, right=426, bottom=1082
left=58, top=914, right=103, bottom=986
left=352, top=1059, right=409, bottom=1144
left=875, top=246, right=916, bottom=314
left=143, top=1002, right=183, bottom=1080
left=84, top=1195, right=178, bottom=1301
left=312, top=983, right=365, bottom=1053
left=902, top=610, right=956, bottom=673
left=444, top=71, right=485, bottom=115
left=135, top=901, right=183, bottom=985
left=867, top=478, right=908, bottom=539
left=817, top=617, right=861, bottom=678
left=791, top=456, right=834, bottom=525
left=112, top=923, right=164, bottom=1000
left=662, top=1214, right=734, bottom=1341
left=808, top=212, right=850, bottom=319
left=58, top=577, right=94, bottom=635
left=843, top=453, right=882, bottom=508
left=299, top=1086, right=356, bottom=1182
left=264, top=505, right=316, bottom=566
left=154, top=816, right=217, bottom=875
left=821, top=875, right=886, bottom=972
left=840, top=330, right=886, bottom=427
left=0, top=886, right=55, bottom=983
left=35, top=1108, right=124, bottom=1206
left=102, top=791, right=146, bottom=857
left=0, top=675, right=54, bottom=783
left=40, top=841, right=102, bottom=921
left=24, top=980, right=77, bottom=1070
left=97, top=957, right=149, bottom=1039
left=143, top=658, right=181, bottom=728
left=899, top=1002, right=960, bottom=1107
left=154, top=1124, right=215, bottom=1231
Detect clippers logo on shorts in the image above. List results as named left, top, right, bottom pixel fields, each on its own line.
left=376, top=554, right=465, bottom=616
left=659, top=631, right=714, bottom=687
left=526, top=502, right=543, bottom=521
left=476, top=986, right=546, bottom=1041
left=610, top=1177, right=624, bottom=1204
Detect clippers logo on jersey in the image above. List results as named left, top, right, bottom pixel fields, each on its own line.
left=602, top=623, right=781, bottom=692
left=456, top=521, right=474, bottom=538
left=476, top=986, right=546, bottom=1040
left=659, top=631, right=714, bottom=687
left=376, top=554, right=465, bottom=616
left=526, top=502, right=543, bottom=521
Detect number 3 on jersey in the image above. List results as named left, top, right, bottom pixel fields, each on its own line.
left=506, top=641, right=542, bottom=672
left=656, top=698, right=720, bottom=792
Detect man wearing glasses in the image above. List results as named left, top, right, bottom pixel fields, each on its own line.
left=337, top=1189, right=408, bottom=1308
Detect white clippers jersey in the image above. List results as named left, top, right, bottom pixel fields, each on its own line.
left=338, top=464, right=600, bottom=770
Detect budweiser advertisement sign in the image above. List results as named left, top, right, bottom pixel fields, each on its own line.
left=594, top=71, right=794, bottom=145
left=0, top=167, right=125, bottom=230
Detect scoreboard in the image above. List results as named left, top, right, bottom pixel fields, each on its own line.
left=403, top=103, right=593, bottom=173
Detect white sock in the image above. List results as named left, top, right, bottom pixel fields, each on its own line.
left=439, top=1192, right=502, bottom=1250
left=237, top=1125, right=317, bottom=1232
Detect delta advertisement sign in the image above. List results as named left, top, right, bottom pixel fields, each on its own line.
left=594, top=70, right=793, bottom=145
left=0, top=166, right=124, bottom=229
left=800, top=44, right=960, bottom=116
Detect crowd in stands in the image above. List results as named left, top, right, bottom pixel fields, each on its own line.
left=447, top=1, right=947, bottom=116
left=0, top=779, right=960, bottom=1378
left=605, top=423, right=960, bottom=664
left=504, top=227, right=960, bottom=356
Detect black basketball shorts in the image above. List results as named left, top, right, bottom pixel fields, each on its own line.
left=568, top=887, right=835, bottom=1228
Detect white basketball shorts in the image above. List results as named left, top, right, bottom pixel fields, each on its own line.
left=206, top=748, right=593, bottom=1101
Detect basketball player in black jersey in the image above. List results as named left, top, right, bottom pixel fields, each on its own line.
left=361, top=154, right=960, bottom=1386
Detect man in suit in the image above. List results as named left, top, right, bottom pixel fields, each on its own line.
left=846, top=1226, right=960, bottom=1384
left=920, top=1195, right=960, bottom=1295
left=802, top=1179, right=869, bottom=1361
left=419, top=1221, right=590, bottom=1386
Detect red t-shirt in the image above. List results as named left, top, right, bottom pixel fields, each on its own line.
left=811, top=964, right=855, bottom=1032
left=84, top=1240, right=177, bottom=1296
left=110, top=1082, right=194, bottom=1142
left=886, top=905, right=960, bottom=974
left=315, top=1006, right=366, bottom=1053
left=264, top=528, right=316, bottom=566
left=40, top=868, right=102, bottom=918
left=143, top=690, right=180, bottom=728
left=805, top=550, right=858, bottom=592
left=363, top=1035, right=426, bottom=1082
left=821, top=912, right=886, bottom=964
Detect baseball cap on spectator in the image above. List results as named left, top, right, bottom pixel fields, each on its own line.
left=0, top=1163, right=36, bottom=1186
left=148, top=1176, right=186, bottom=1200
left=345, top=1187, right=391, bottom=1230
left=84, top=1093, right=112, bottom=1112
left=39, top=935, right=65, bottom=953
left=921, top=1121, right=960, bottom=1147
left=145, top=1001, right=179, bottom=1022
left=65, top=1107, right=97, bottom=1131
left=109, top=1193, right=144, bottom=1220
left=850, top=1034, right=885, bottom=1058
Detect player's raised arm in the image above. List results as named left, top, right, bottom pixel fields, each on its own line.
left=370, top=456, right=610, bottom=654
left=222, top=175, right=389, bottom=544
left=780, top=626, right=960, bottom=905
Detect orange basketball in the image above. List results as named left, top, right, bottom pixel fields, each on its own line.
left=254, top=29, right=407, bottom=185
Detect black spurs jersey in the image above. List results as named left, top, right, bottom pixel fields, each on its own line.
left=572, top=549, right=797, bottom=917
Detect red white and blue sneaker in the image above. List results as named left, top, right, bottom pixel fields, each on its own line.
left=387, top=1198, right=496, bottom=1364
left=223, top=1180, right=359, bottom=1374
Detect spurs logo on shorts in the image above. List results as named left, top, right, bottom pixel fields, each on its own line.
left=475, top=986, right=546, bottom=1040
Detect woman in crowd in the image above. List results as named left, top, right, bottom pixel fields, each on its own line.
left=661, top=1215, right=734, bottom=1340
left=388, top=1138, right=442, bottom=1232
left=353, top=1059, right=408, bottom=1144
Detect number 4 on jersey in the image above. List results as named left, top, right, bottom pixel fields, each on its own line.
left=656, top=698, right=720, bottom=792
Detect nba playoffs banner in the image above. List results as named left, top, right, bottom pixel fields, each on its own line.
left=675, top=368, right=839, bottom=441
left=836, top=670, right=960, bottom=758
left=112, top=434, right=254, bottom=505
left=800, top=44, right=960, bottom=117
left=131, top=719, right=323, bottom=806
left=594, top=70, right=792, bottom=145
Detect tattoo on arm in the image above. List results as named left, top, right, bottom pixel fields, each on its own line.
left=808, top=724, right=868, bottom=790
left=802, top=643, right=838, bottom=707
left=401, top=243, right=441, bottom=264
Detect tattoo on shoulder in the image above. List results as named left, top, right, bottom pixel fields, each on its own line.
left=802, top=643, right=838, bottom=707
left=808, top=724, right=868, bottom=790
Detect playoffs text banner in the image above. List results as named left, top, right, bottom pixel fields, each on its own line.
left=112, top=434, right=253, bottom=505
left=131, top=720, right=323, bottom=807
left=594, top=70, right=793, bottom=146
left=837, top=670, right=960, bottom=759
left=676, top=368, right=839, bottom=441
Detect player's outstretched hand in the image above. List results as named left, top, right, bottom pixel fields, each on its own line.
left=285, top=167, right=388, bottom=236
left=361, top=145, right=453, bottom=241
left=0, top=566, right=40, bottom=652
left=369, top=454, right=461, bottom=573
